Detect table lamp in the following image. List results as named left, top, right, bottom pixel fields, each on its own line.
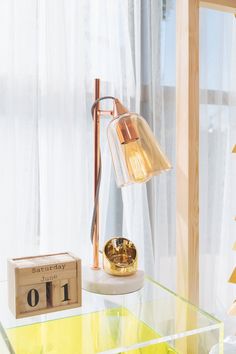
left=83, top=79, right=171, bottom=295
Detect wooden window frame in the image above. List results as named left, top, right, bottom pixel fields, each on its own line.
left=176, top=0, right=236, bottom=304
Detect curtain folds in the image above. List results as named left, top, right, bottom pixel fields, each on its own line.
left=0, top=0, right=175, bottom=288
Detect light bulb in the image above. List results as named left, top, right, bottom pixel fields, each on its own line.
left=108, top=113, right=171, bottom=187
left=122, top=140, right=153, bottom=183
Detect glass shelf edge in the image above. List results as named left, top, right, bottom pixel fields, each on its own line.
left=98, top=323, right=222, bottom=354
left=145, top=276, right=223, bottom=325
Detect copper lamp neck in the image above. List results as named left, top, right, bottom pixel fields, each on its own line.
left=91, top=96, right=129, bottom=119
left=113, top=99, right=129, bottom=117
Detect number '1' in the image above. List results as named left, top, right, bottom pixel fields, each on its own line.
left=62, top=283, right=70, bottom=302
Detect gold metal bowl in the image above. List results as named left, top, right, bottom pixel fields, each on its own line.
left=103, top=237, right=137, bottom=276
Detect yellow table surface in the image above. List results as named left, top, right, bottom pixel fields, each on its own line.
left=6, top=307, right=177, bottom=354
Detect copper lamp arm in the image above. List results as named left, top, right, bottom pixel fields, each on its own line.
left=91, top=96, right=116, bottom=118
left=91, top=96, right=129, bottom=119
left=90, top=80, right=130, bottom=270
left=91, top=87, right=116, bottom=269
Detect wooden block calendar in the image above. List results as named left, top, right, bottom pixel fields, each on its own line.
left=8, top=252, right=81, bottom=318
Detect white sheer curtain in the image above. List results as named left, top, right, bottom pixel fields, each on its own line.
left=0, top=0, right=175, bottom=287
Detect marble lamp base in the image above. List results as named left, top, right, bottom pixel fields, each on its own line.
left=82, top=266, right=145, bottom=295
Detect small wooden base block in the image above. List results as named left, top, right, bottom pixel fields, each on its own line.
left=228, top=267, right=236, bottom=283
left=228, top=301, right=236, bottom=316
left=8, top=252, right=81, bottom=318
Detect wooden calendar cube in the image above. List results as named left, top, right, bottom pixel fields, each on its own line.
left=50, top=278, right=78, bottom=307
left=8, top=252, right=81, bottom=318
left=18, top=283, right=47, bottom=313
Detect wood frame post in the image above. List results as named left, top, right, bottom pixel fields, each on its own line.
left=176, top=0, right=200, bottom=305
left=201, top=0, right=236, bottom=12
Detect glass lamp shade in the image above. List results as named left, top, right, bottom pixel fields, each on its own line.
left=107, top=113, right=171, bottom=187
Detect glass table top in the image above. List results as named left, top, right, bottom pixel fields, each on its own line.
left=0, top=277, right=223, bottom=354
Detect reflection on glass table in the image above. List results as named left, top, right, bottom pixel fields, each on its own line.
left=0, top=277, right=223, bottom=354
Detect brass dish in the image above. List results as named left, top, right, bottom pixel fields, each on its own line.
left=103, top=237, right=137, bottom=276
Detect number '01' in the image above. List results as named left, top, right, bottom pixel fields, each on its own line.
left=27, top=283, right=70, bottom=307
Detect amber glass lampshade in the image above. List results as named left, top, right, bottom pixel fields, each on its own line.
left=107, top=113, right=171, bottom=187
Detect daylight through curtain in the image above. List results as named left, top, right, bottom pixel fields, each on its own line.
left=0, top=0, right=174, bottom=287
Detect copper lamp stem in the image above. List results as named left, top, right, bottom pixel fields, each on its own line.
left=91, top=81, right=127, bottom=269
left=93, top=78, right=100, bottom=269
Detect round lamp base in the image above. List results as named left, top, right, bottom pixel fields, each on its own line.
left=82, top=266, right=145, bottom=295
